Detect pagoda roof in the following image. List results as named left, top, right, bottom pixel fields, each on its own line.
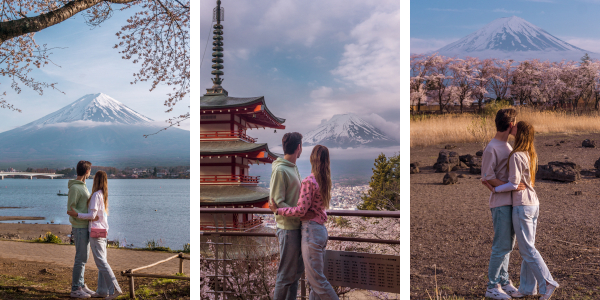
left=200, top=185, right=269, bottom=205
left=200, top=94, right=285, bottom=129
left=200, top=141, right=282, bottom=158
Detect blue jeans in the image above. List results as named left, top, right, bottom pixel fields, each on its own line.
left=90, top=237, right=122, bottom=295
left=512, top=206, right=557, bottom=295
left=301, top=221, right=339, bottom=300
left=488, top=205, right=515, bottom=289
left=273, top=228, right=304, bottom=300
left=72, top=228, right=90, bottom=291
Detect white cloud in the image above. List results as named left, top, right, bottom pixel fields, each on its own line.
left=493, top=8, right=522, bottom=14
left=310, top=86, right=333, bottom=99
left=410, top=37, right=459, bottom=54
left=331, top=10, right=400, bottom=93
left=562, top=37, right=600, bottom=53
left=361, top=113, right=399, bottom=140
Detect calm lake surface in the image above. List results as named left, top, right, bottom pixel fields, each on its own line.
left=0, top=179, right=189, bottom=250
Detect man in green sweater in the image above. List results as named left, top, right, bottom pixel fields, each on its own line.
left=271, top=132, right=304, bottom=300
left=68, top=160, right=94, bottom=298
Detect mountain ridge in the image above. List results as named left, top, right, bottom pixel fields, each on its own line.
left=434, top=16, right=594, bottom=61
left=0, top=93, right=189, bottom=168
left=303, top=113, right=398, bottom=149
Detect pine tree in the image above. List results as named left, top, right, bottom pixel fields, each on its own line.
left=358, top=153, right=400, bottom=211
left=581, top=53, right=591, bottom=64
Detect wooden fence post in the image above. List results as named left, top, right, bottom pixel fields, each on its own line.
left=179, top=253, right=184, bottom=274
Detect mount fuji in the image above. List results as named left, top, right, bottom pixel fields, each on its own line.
left=435, top=16, right=594, bottom=61
left=302, top=113, right=398, bottom=149
left=0, top=93, right=189, bottom=168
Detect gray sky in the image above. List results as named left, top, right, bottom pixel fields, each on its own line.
left=200, top=0, right=400, bottom=157
left=0, top=6, right=190, bottom=133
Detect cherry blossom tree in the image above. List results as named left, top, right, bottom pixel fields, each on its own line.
left=511, top=60, right=542, bottom=106
left=471, top=58, right=494, bottom=112
left=410, top=53, right=435, bottom=112
left=0, top=0, right=189, bottom=130
left=449, top=57, right=478, bottom=113
left=426, top=55, right=454, bottom=113
left=489, top=59, right=513, bottom=101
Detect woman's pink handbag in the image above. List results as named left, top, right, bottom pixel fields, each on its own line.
left=90, top=227, right=107, bottom=238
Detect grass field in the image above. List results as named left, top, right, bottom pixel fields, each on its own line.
left=410, top=108, right=600, bottom=148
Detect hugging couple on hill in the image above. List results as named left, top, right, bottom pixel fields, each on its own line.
left=267, top=132, right=339, bottom=300
left=481, top=109, right=559, bottom=300
left=66, top=160, right=122, bottom=299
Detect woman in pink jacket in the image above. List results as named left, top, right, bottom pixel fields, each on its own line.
left=269, top=145, right=339, bottom=300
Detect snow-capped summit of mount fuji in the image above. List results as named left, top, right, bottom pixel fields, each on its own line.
left=303, top=113, right=397, bottom=149
left=0, top=93, right=189, bottom=167
left=435, top=16, right=593, bottom=61
left=22, top=93, right=153, bottom=128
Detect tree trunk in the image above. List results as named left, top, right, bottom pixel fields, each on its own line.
left=0, top=0, right=136, bottom=43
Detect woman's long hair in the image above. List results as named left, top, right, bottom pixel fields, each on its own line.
left=508, top=121, right=538, bottom=187
left=310, top=145, right=332, bottom=209
left=88, top=170, right=109, bottom=215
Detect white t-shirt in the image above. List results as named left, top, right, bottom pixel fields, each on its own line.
left=481, top=138, right=513, bottom=208
left=77, top=190, right=109, bottom=232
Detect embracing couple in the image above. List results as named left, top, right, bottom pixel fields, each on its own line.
left=482, top=109, right=559, bottom=300
left=268, top=132, right=339, bottom=300
left=66, top=161, right=122, bottom=299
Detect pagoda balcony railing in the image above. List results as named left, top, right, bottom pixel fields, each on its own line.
left=200, top=175, right=260, bottom=184
left=200, top=131, right=256, bottom=143
left=200, top=217, right=264, bottom=232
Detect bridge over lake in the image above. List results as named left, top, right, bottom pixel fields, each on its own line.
left=0, top=172, right=65, bottom=180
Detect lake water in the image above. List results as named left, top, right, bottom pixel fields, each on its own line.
left=0, top=179, right=189, bottom=250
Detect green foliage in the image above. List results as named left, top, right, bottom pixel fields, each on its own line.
left=331, top=216, right=351, bottom=228
left=145, top=239, right=171, bottom=252
left=582, top=53, right=591, bottom=64
left=35, top=232, right=62, bottom=244
left=358, top=153, right=399, bottom=211
left=182, top=243, right=190, bottom=253
left=483, top=99, right=512, bottom=117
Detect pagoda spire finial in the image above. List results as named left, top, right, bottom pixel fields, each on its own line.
left=205, top=0, right=228, bottom=96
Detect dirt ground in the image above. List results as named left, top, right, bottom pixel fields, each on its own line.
left=411, top=133, right=600, bottom=300
left=0, top=257, right=189, bottom=299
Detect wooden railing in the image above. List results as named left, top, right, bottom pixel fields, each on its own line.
left=121, top=253, right=190, bottom=299
left=200, top=175, right=260, bottom=184
left=200, top=131, right=257, bottom=143
left=200, top=217, right=264, bottom=232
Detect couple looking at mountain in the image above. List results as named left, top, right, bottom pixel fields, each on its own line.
left=267, top=132, right=339, bottom=299
left=481, top=109, right=559, bottom=300
left=66, top=161, right=122, bottom=299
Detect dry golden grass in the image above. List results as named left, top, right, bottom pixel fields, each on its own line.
left=411, top=108, right=600, bottom=148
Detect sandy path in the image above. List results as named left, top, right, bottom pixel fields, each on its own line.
left=0, top=240, right=190, bottom=275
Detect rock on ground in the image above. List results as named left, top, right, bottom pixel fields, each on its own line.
left=538, top=161, right=581, bottom=182
left=443, top=172, right=458, bottom=185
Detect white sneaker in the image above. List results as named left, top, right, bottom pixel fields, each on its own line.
left=540, top=283, right=559, bottom=300
left=70, top=287, right=92, bottom=298
left=89, top=292, right=108, bottom=298
left=82, top=285, right=95, bottom=295
left=502, top=281, right=525, bottom=298
left=105, top=291, right=122, bottom=300
left=485, top=284, right=512, bottom=300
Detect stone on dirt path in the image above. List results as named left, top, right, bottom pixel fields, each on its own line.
left=538, top=161, right=581, bottom=182
left=443, top=172, right=458, bottom=185
left=582, top=139, right=596, bottom=148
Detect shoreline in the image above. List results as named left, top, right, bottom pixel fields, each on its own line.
left=0, top=223, right=71, bottom=241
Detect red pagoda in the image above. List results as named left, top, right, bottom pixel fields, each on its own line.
left=200, top=0, right=285, bottom=231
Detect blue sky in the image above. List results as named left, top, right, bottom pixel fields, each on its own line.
left=411, top=0, right=600, bottom=54
left=0, top=5, right=190, bottom=133
left=201, top=0, right=400, bottom=158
